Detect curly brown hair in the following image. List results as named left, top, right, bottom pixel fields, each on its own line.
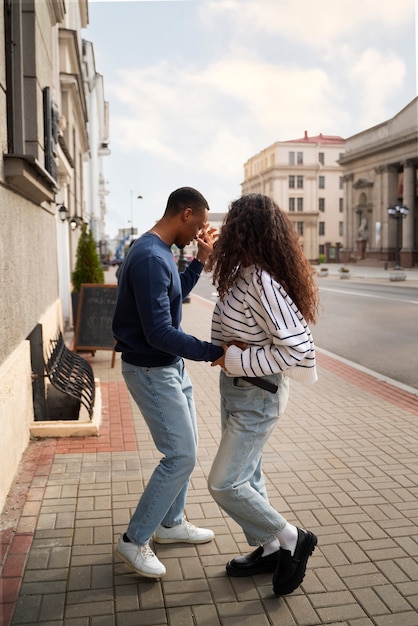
left=207, top=193, right=319, bottom=323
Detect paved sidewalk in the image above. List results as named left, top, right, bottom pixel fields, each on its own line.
left=1, top=294, right=418, bottom=626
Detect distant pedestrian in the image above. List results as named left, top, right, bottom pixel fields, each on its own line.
left=112, top=187, right=224, bottom=578
left=208, top=193, right=319, bottom=596
left=115, top=239, right=135, bottom=281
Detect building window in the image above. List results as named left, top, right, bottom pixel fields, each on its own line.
left=297, top=152, right=303, bottom=164
left=297, top=197, right=303, bottom=212
left=319, top=198, right=325, bottom=212
left=289, top=175, right=295, bottom=188
left=339, top=176, right=344, bottom=189
left=339, top=221, right=344, bottom=236
left=289, top=197, right=295, bottom=212
left=319, top=175, right=325, bottom=189
left=288, top=152, right=295, bottom=165
left=319, top=222, right=325, bottom=236
left=296, top=222, right=304, bottom=236
left=339, top=198, right=344, bottom=212
left=297, top=175, right=303, bottom=189
left=318, top=152, right=324, bottom=165
left=3, top=1, right=56, bottom=202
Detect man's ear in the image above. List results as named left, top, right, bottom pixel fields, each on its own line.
left=182, top=207, right=193, bottom=221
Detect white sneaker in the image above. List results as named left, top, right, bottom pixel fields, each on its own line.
left=154, top=519, right=215, bottom=544
left=114, top=534, right=166, bottom=578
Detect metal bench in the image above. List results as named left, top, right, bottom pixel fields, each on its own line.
left=45, top=331, right=96, bottom=418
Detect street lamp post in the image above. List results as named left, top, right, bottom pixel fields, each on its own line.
left=387, top=204, right=409, bottom=270
left=130, top=192, right=143, bottom=237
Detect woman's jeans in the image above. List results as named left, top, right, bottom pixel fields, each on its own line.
left=122, top=359, right=197, bottom=545
left=208, top=370, right=290, bottom=546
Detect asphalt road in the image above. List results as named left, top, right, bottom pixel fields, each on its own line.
left=313, top=279, right=418, bottom=390
left=192, top=272, right=418, bottom=391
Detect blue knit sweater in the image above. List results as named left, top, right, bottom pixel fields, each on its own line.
left=112, top=233, right=223, bottom=367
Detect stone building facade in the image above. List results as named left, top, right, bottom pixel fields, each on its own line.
left=241, top=133, right=345, bottom=262
left=0, top=1, right=108, bottom=511
left=339, top=98, right=418, bottom=267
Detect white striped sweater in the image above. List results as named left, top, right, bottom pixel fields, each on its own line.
left=211, top=266, right=317, bottom=385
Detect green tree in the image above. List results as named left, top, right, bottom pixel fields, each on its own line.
left=71, top=224, right=104, bottom=293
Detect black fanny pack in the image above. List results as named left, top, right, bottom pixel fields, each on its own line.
left=234, top=376, right=278, bottom=394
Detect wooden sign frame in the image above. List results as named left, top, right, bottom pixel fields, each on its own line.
left=73, top=284, right=117, bottom=364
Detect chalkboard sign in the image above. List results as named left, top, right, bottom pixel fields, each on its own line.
left=74, top=284, right=117, bottom=356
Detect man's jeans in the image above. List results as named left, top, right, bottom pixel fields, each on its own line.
left=208, top=370, right=290, bottom=546
left=122, top=358, right=197, bottom=545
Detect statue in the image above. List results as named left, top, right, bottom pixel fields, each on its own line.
left=358, top=214, right=368, bottom=240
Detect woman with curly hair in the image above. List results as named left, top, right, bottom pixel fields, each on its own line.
left=207, top=193, right=318, bottom=596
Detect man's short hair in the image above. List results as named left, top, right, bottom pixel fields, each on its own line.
left=164, top=187, right=209, bottom=217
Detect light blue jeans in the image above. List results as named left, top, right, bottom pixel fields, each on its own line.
left=122, top=359, right=197, bottom=545
left=208, top=370, right=290, bottom=546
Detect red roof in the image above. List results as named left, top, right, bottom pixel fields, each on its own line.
left=285, top=131, right=345, bottom=144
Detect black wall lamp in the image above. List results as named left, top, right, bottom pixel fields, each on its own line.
left=58, top=205, right=83, bottom=230
left=387, top=204, right=409, bottom=270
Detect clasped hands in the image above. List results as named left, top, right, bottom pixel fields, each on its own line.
left=211, top=341, right=248, bottom=371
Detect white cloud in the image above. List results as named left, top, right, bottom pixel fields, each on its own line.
left=196, top=53, right=340, bottom=132
left=346, top=48, right=407, bottom=128
left=108, top=50, right=345, bottom=164
left=202, top=0, right=415, bottom=46
left=200, top=128, right=252, bottom=178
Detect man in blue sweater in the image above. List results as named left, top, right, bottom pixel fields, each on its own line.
left=112, top=187, right=223, bottom=578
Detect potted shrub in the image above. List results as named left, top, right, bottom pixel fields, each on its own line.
left=318, top=266, right=328, bottom=277
left=71, top=223, right=104, bottom=324
left=339, top=266, right=350, bottom=279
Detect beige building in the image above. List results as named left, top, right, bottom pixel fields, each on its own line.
left=339, top=98, right=418, bottom=267
left=0, top=1, right=108, bottom=511
left=242, top=133, right=345, bottom=261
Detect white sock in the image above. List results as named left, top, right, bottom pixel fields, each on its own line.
left=261, top=538, right=280, bottom=556
left=277, top=523, right=298, bottom=555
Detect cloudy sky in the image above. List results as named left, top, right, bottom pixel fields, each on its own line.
left=85, top=0, right=417, bottom=239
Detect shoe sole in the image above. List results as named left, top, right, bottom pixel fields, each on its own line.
left=153, top=535, right=214, bottom=545
left=114, top=545, right=166, bottom=579
left=273, top=533, right=317, bottom=596
left=226, top=561, right=278, bottom=577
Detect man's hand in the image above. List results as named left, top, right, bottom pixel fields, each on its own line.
left=211, top=341, right=248, bottom=370
left=196, top=223, right=218, bottom=264
left=211, top=342, right=228, bottom=370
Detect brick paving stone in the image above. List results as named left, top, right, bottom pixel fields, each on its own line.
left=221, top=576, right=261, bottom=602
left=64, top=600, right=115, bottom=620
left=352, top=587, right=392, bottom=616
left=166, top=605, right=195, bottom=625
left=316, top=602, right=368, bottom=623
left=90, top=617, right=115, bottom=626
left=114, top=583, right=140, bottom=611
left=216, top=599, right=267, bottom=618
left=374, top=613, right=418, bottom=626
left=221, top=616, right=271, bottom=626
left=113, top=608, right=167, bottom=625
left=285, top=594, right=322, bottom=625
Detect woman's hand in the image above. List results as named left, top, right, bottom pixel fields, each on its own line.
left=196, top=223, right=218, bottom=264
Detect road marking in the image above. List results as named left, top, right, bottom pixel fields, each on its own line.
left=319, top=286, right=418, bottom=305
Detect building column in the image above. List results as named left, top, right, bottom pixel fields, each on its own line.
left=343, top=174, right=354, bottom=256
left=384, top=166, right=399, bottom=258
left=402, top=161, right=415, bottom=251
